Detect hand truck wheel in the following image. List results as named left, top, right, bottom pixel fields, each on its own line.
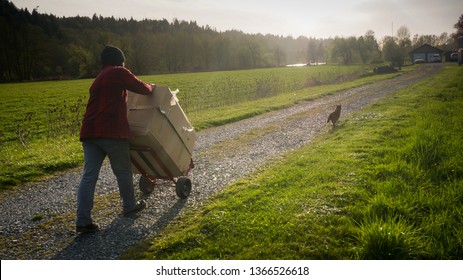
left=175, top=177, right=192, bottom=199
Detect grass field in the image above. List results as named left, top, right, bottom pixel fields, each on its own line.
left=0, top=65, right=402, bottom=189
left=120, top=65, right=463, bottom=259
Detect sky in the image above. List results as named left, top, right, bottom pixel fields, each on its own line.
left=9, top=0, right=463, bottom=39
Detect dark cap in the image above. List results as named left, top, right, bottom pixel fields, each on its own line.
left=101, top=45, right=125, bottom=66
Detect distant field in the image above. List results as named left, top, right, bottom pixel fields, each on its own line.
left=0, top=65, right=398, bottom=188
left=149, top=65, right=367, bottom=112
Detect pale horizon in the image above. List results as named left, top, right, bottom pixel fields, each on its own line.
left=10, top=0, right=462, bottom=39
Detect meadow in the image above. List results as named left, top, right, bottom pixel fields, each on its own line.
left=122, top=65, right=463, bottom=259
left=0, top=65, right=400, bottom=188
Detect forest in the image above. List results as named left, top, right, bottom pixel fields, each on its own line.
left=0, top=0, right=461, bottom=82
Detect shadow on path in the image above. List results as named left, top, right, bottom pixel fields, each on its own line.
left=53, top=198, right=187, bottom=260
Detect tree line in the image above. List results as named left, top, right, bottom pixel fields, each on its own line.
left=1, top=0, right=461, bottom=82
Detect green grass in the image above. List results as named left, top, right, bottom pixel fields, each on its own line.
left=0, top=65, right=405, bottom=189
left=121, top=65, right=463, bottom=260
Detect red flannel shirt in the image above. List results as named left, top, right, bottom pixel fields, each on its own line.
left=80, top=66, right=153, bottom=140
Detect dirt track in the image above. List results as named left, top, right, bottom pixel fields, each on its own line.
left=0, top=64, right=443, bottom=259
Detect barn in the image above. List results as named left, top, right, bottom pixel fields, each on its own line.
left=409, top=44, right=444, bottom=63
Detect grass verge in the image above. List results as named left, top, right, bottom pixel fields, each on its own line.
left=121, top=65, right=463, bottom=259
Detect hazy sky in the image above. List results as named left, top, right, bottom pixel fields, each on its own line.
left=10, top=0, right=462, bottom=39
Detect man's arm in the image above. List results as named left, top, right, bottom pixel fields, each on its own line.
left=119, top=67, right=155, bottom=95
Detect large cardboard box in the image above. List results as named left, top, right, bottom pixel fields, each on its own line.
left=127, top=87, right=195, bottom=179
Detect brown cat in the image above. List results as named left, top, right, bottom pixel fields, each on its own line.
left=327, top=105, right=341, bottom=125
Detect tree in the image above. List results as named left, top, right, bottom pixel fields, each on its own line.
left=382, top=36, right=403, bottom=67
left=307, top=37, right=325, bottom=64
left=213, top=36, right=231, bottom=70
left=396, top=26, right=412, bottom=64
left=454, top=14, right=463, bottom=37
left=453, top=14, right=463, bottom=48
left=273, top=46, right=286, bottom=66
left=330, top=36, right=358, bottom=65
left=66, top=44, right=97, bottom=78
left=127, top=32, right=155, bottom=74
left=357, top=30, right=381, bottom=64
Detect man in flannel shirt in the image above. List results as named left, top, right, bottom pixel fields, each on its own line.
left=76, top=45, right=155, bottom=234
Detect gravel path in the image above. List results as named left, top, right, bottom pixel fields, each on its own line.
left=0, top=64, right=442, bottom=259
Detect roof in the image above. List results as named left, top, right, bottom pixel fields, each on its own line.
left=409, top=44, right=444, bottom=54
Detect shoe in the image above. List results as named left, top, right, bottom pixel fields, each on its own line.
left=123, top=200, right=146, bottom=217
left=76, top=223, right=99, bottom=234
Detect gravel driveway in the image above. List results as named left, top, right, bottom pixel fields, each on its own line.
left=0, top=64, right=442, bottom=259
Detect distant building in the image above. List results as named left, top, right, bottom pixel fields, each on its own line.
left=409, top=44, right=444, bottom=63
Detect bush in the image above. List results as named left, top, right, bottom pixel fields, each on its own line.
left=373, top=66, right=398, bottom=74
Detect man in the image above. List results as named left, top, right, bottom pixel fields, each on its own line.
left=76, top=45, right=155, bottom=234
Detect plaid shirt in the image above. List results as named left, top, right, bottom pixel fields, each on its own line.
left=80, top=66, right=153, bottom=140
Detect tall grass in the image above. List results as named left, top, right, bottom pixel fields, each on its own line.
left=121, top=65, right=463, bottom=260
left=351, top=65, right=463, bottom=259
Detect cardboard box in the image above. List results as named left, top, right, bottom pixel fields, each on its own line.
left=127, top=86, right=195, bottom=179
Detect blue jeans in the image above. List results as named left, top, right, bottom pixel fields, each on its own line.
left=76, top=138, right=136, bottom=227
